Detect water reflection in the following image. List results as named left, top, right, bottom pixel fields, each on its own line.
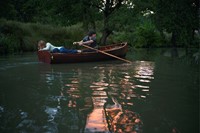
left=84, top=80, right=109, bottom=132
left=53, top=61, right=154, bottom=132
left=37, top=61, right=155, bottom=132
left=101, top=62, right=154, bottom=133
left=0, top=49, right=199, bottom=132
left=0, top=60, right=155, bottom=133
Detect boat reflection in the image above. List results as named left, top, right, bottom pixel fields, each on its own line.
left=104, top=97, right=143, bottom=133
left=62, top=69, right=94, bottom=132
left=84, top=81, right=109, bottom=132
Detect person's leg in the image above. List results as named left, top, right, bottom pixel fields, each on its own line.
left=52, top=48, right=60, bottom=53
left=59, top=47, right=78, bottom=53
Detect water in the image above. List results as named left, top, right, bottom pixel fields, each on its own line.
left=0, top=49, right=199, bottom=133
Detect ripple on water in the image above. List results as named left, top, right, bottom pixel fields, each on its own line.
left=19, top=60, right=155, bottom=132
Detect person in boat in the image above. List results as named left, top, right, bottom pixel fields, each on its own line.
left=73, top=31, right=97, bottom=52
left=38, top=40, right=81, bottom=53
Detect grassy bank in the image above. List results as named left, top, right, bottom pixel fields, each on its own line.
left=0, top=19, right=84, bottom=55
left=0, top=19, right=170, bottom=55
left=0, top=19, right=199, bottom=55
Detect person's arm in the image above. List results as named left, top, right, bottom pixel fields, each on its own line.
left=73, top=36, right=95, bottom=46
left=78, top=40, right=94, bottom=46
left=73, top=40, right=83, bottom=45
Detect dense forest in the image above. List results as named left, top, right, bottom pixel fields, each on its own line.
left=0, top=0, right=199, bottom=54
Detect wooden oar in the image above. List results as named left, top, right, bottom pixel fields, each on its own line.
left=81, top=44, right=132, bottom=63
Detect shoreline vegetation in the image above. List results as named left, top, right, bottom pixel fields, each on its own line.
left=0, top=19, right=84, bottom=55
left=0, top=19, right=199, bottom=55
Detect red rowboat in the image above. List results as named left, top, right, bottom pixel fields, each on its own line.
left=37, top=42, right=128, bottom=64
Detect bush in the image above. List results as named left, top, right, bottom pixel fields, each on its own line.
left=0, top=19, right=84, bottom=54
left=104, top=18, right=164, bottom=47
left=132, top=20, right=162, bottom=48
left=108, top=31, right=129, bottom=43
left=0, top=34, right=20, bottom=54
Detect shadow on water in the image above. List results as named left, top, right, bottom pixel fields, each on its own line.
left=0, top=48, right=199, bottom=133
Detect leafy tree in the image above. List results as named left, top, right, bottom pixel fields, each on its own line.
left=0, top=0, right=16, bottom=20
left=133, top=17, right=162, bottom=48
left=153, top=0, right=199, bottom=47
left=1, top=0, right=198, bottom=48
left=94, top=0, right=124, bottom=44
left=83, top=0, right=126, bottom=44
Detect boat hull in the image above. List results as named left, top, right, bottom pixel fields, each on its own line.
left=37, top=42, right=128, bottom=64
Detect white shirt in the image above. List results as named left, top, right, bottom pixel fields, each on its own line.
left=40, top=42, right=63, bottom=52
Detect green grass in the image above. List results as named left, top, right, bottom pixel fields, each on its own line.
left=0, top=19, right=84, bottom=54
left=0, top=19, right=199, bottom=55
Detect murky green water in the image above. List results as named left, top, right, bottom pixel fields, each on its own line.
left=0, top=49, right=199, bottom=133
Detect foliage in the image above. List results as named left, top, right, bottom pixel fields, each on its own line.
left=132, top=18, right=162, bottom=48
left=0, top=19, right=84, bottom=54
left=107, top=16, right=164, bottom=48
left=153, top=0, right=199, bottom=47
left=0, top=34, right=20, bottom=54
left=0, top=0, right=199, bottom=54
left=86, top=0, right=126, bottom=44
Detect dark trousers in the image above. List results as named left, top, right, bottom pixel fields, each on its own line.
left=52, top=47, right=78, bottom=53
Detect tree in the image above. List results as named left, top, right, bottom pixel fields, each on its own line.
left=0, top=0, right=16, bottom=20
left=100, top=0, right=124, bottom=44
left=81, top=0, right=99, bottom=32
left=153, top=0, right=199, bottom=47
left=87, top=0, right=125, bottom=44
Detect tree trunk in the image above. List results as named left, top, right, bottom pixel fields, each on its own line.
left=171, top=31, right=177, bottom=47
left=100, top=29, right=112, bottom=45
left=100, top=12, right=112, bottom=45
left=171, top=31, right=179, bottom=57
left=159, top=29, right=165, bottom=41
left=100, top=19, right=112, bottom=45
left=98, top=0, right=123, bottom=45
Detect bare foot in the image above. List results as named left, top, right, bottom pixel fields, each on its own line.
left=77, top=50, right=82, bottom=53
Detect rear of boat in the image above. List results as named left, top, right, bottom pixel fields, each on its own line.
left=37, top=50, right=53, bottom=64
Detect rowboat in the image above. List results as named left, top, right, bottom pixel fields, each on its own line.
left=37, top=42, right=128, bottom=64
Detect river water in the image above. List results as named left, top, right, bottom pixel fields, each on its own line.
left=0, top=48, right=199, bottom=133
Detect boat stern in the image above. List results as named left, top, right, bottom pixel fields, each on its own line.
left=37, top=51, right=52, bottom=64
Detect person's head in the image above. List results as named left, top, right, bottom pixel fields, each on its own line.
left=38, top=40, right=46, bottom=50
left=88, top=30, right=96, bottom=38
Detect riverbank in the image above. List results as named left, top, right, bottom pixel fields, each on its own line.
left=0, top=19, right=84, bottom=55
left=0, top=19, right=199, bottom=55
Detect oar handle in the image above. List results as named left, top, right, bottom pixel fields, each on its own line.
left=81, top=44, right=132, bottom=64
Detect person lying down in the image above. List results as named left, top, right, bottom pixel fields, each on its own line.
left=38, top=40, right=81, bottom=53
